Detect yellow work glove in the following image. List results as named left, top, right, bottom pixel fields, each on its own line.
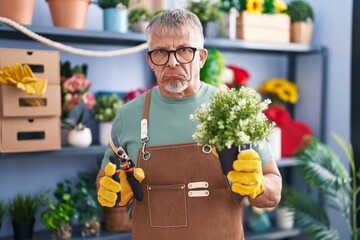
left=98, top=162, right=145, bottom=207
left=0, top=63, right=47, bottom=96
left=227, top=149, right=265, bottom=199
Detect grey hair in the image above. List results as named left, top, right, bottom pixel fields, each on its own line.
left=146, top=8, right=204, bottom=47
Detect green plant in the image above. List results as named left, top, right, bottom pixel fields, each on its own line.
left=128, top=7, right=152, bottom=23
left=278, top=184, right=297, bottom=208
left=97, top=0, right=129, bottom=9
left=294, top=134, right=358, bottom=240
left=190, top=86, right=274, bottom=151
left=219, top=0, right=246, bottom=12
left=187, top=0, right=222, bottom=23
left=92, top=94, right=124, bottom=122
left=287, top=0, right=314, bottom=22
left=8, top=193, right=39, bottom=222
left=74, top=171, right=102, bottom=223
left=0, top=200, right=6, bottom=222
left=200, top=48, right=225, bottom=87
left=41, top=180, right=76, bottom=230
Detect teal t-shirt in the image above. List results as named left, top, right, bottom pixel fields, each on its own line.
left=101, top=82, right=273, bottom=169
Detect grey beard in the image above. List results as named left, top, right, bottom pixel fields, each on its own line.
left=164, top=80, right=188, bottom=93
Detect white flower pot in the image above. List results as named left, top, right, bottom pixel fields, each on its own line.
left=267, top=126, right=282, bottom=161
left=99, top=122, right=113, bottom=146
left=67, top=127, right=92, bottom=148
left=275, top=207, right=295, bottom=230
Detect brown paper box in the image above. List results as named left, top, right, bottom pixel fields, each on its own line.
left=0, top=85, right=61, bottom=117
left=0, top=116, right=61, bottom=153
left=0, top=48, right=60, bottom=85
left=236, top=12, right=290, bottom=44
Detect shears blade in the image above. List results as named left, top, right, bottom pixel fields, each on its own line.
left=108, top=132, right=130, bottom=160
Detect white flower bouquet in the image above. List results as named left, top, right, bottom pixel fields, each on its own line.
left=190, top=86, right=275, bottom=152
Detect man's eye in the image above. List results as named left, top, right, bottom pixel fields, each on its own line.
left=156, top=49, right=166, bottom=54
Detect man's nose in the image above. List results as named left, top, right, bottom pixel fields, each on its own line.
left=167, top=52, right=179, bottom=66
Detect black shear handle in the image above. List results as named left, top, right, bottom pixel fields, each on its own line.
left=109, top=155, right=121, bottom=208
left=126, top=171, right=144, bottom=201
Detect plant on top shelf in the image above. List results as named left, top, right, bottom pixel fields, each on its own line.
left=187, top=0, right=222, bottom=33
left=97, top=0, right=129, bottom=9
left=8, top=193, right=39, bottom=240
left=60, top=61, right=96, bottom=130
left=41, top=180, right=76, bottom=240
left=287, top=0, right=313, bottom=23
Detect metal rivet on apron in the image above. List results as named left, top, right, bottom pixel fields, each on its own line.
left=143, top=151, right=151, bottom=161
left=202, top=145, right=212, bottom=154
left=147, top=186, right=151, bottom=190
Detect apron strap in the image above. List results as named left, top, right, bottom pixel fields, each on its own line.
left=140, top=89, right=152, bottom=160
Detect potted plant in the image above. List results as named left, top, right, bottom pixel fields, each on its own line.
left=41, top=180, right=76, bottom=240
left=8, top=193, right=39, bottom=240
left=97, top=0, right=130, bottom=32
left=47, top=0, right=91, bottom=29
left=190, top=86, right=275, bottom=174
left=74, top=171, right=102, bottom=237
left=292, top=134, right=359, bottom=240
left=187, top=0, right=222, bottom=37
left=200, top=48, right=226, bottom=87
left=274, top=185, right=296, bottom=230
left=92, top=93, right=124, bottom=145
left=287, top=0, right=314, bottom=44
left=0, top=0, right=35, bottom=25
left=128, top=7, right=153, bottom=33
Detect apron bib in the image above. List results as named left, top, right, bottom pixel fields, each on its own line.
left=132, top=90, right=244, bottom=240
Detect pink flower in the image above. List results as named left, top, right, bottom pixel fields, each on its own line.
left=83, top=92, right=96, bottom=109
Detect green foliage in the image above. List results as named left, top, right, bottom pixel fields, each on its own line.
left=97, top=0, right=129, bottom=9
left=0, top=200, right=5, bottom=221
left=287, top=0, right=314, bottom=22
left=219, top=0, right=246, bottom=12
left=74, top=171, right=102, bottom=223
left=200, top=48, right=225, bottom=87
left=190, top=87, right=274, bottom=151
left=41, top=180, right=76, bottom=230
left=92, top=94, right=124, bottom=122
left=8, top=193, right=39, bottom=222
left=60, top=61, right=87, bottom=78
left=278, top=184, right=297, bottom=208
left=296, top=134, right=359, bottom=240
left=128, top=8, right=152, bottom=23
left=187, top=0, right=222, bottom=23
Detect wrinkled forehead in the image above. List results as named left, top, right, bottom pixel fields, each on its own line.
left=146, top=24, right=204, bottom=49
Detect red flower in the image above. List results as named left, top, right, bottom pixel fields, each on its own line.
left=227, top=65, right=250, bottom=87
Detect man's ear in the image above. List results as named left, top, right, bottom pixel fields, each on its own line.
left=199, top=49, right=208, bottom=68
left=145, top=52, right=153, bottom=68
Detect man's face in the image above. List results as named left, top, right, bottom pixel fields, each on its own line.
left=146, top=31, right=207, bottom=98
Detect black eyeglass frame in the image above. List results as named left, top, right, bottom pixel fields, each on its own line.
left=147, top=47, right=200, bottom=66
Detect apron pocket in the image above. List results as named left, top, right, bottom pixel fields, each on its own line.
left=147, top=184, right=187, bottom=227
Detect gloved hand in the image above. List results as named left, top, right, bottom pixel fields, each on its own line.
left=227, top=149, right=265, bottom=199
left=0, top=63, right=47, bottom=96
left=98, top=162, right=145, bottom=207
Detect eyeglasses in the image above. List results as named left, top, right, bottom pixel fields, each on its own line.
left=147, top=47, right=200, bottom=66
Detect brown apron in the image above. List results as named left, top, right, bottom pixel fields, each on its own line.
left=132, top=90, right=244, bottom=240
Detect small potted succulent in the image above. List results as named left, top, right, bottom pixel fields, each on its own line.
left=41, top=180, right=76, bottom=240
left=287, top=0, right=314, bottom=44
left=92, top=93, right=124, bottom=145
left=128, top=7, right=153, bottom=33
left=97, top=0, right=130, bottom=32
left=8, top=193, right=39, bottom=240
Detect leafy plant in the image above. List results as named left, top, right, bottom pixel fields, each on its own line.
left=97, top=0, right=129, bottom=9
left=287, top=0, right=314, bottom=22
left=187, top=0, right=222, bottom=24
left=41, top=180, right=76, bottom=230
left=294, top=134, right=358, bottom=240
left=219, top=0, right=246, bottom=12
left=190, top=86, right=274, bottom=151
left=200, top=48, right=225, bottom=87
left=8, top=193, right=39, bottom=222
left=128, top=7, right=152, bottom=23
left=278, top=184, right=297, bottom=208
left=74, top=171, right=102, bottom=223
left=92, top=94, right=124, bottom=122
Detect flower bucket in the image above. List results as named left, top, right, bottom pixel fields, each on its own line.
left=99, top=122, right=113, bottom=146
left=217, top=145, right=239, bottom=175
left=47, top=0, right=90, bottom=29
left=0, top=0, right=35, bottom=25
left=103, top=7, right=128, bottom=33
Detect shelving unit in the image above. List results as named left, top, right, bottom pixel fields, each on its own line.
left=0, top=24, right=327, bottom=240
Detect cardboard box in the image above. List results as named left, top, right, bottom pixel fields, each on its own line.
left=0, top=116, right=61, bottom=153
left=0, top=85, right=61, bottom=117
left=236, top=12, right=290, bottom=44
left=0, top=48, right=60, bottom=85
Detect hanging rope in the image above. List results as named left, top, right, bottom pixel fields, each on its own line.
left=0, top=16, right=148, bottom=57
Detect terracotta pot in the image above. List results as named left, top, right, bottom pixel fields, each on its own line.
left=47, top=0, right=90, bottom=29
left=291, top=21, right=314, bottom=45
left=0, top=0, right=35, bottom=25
